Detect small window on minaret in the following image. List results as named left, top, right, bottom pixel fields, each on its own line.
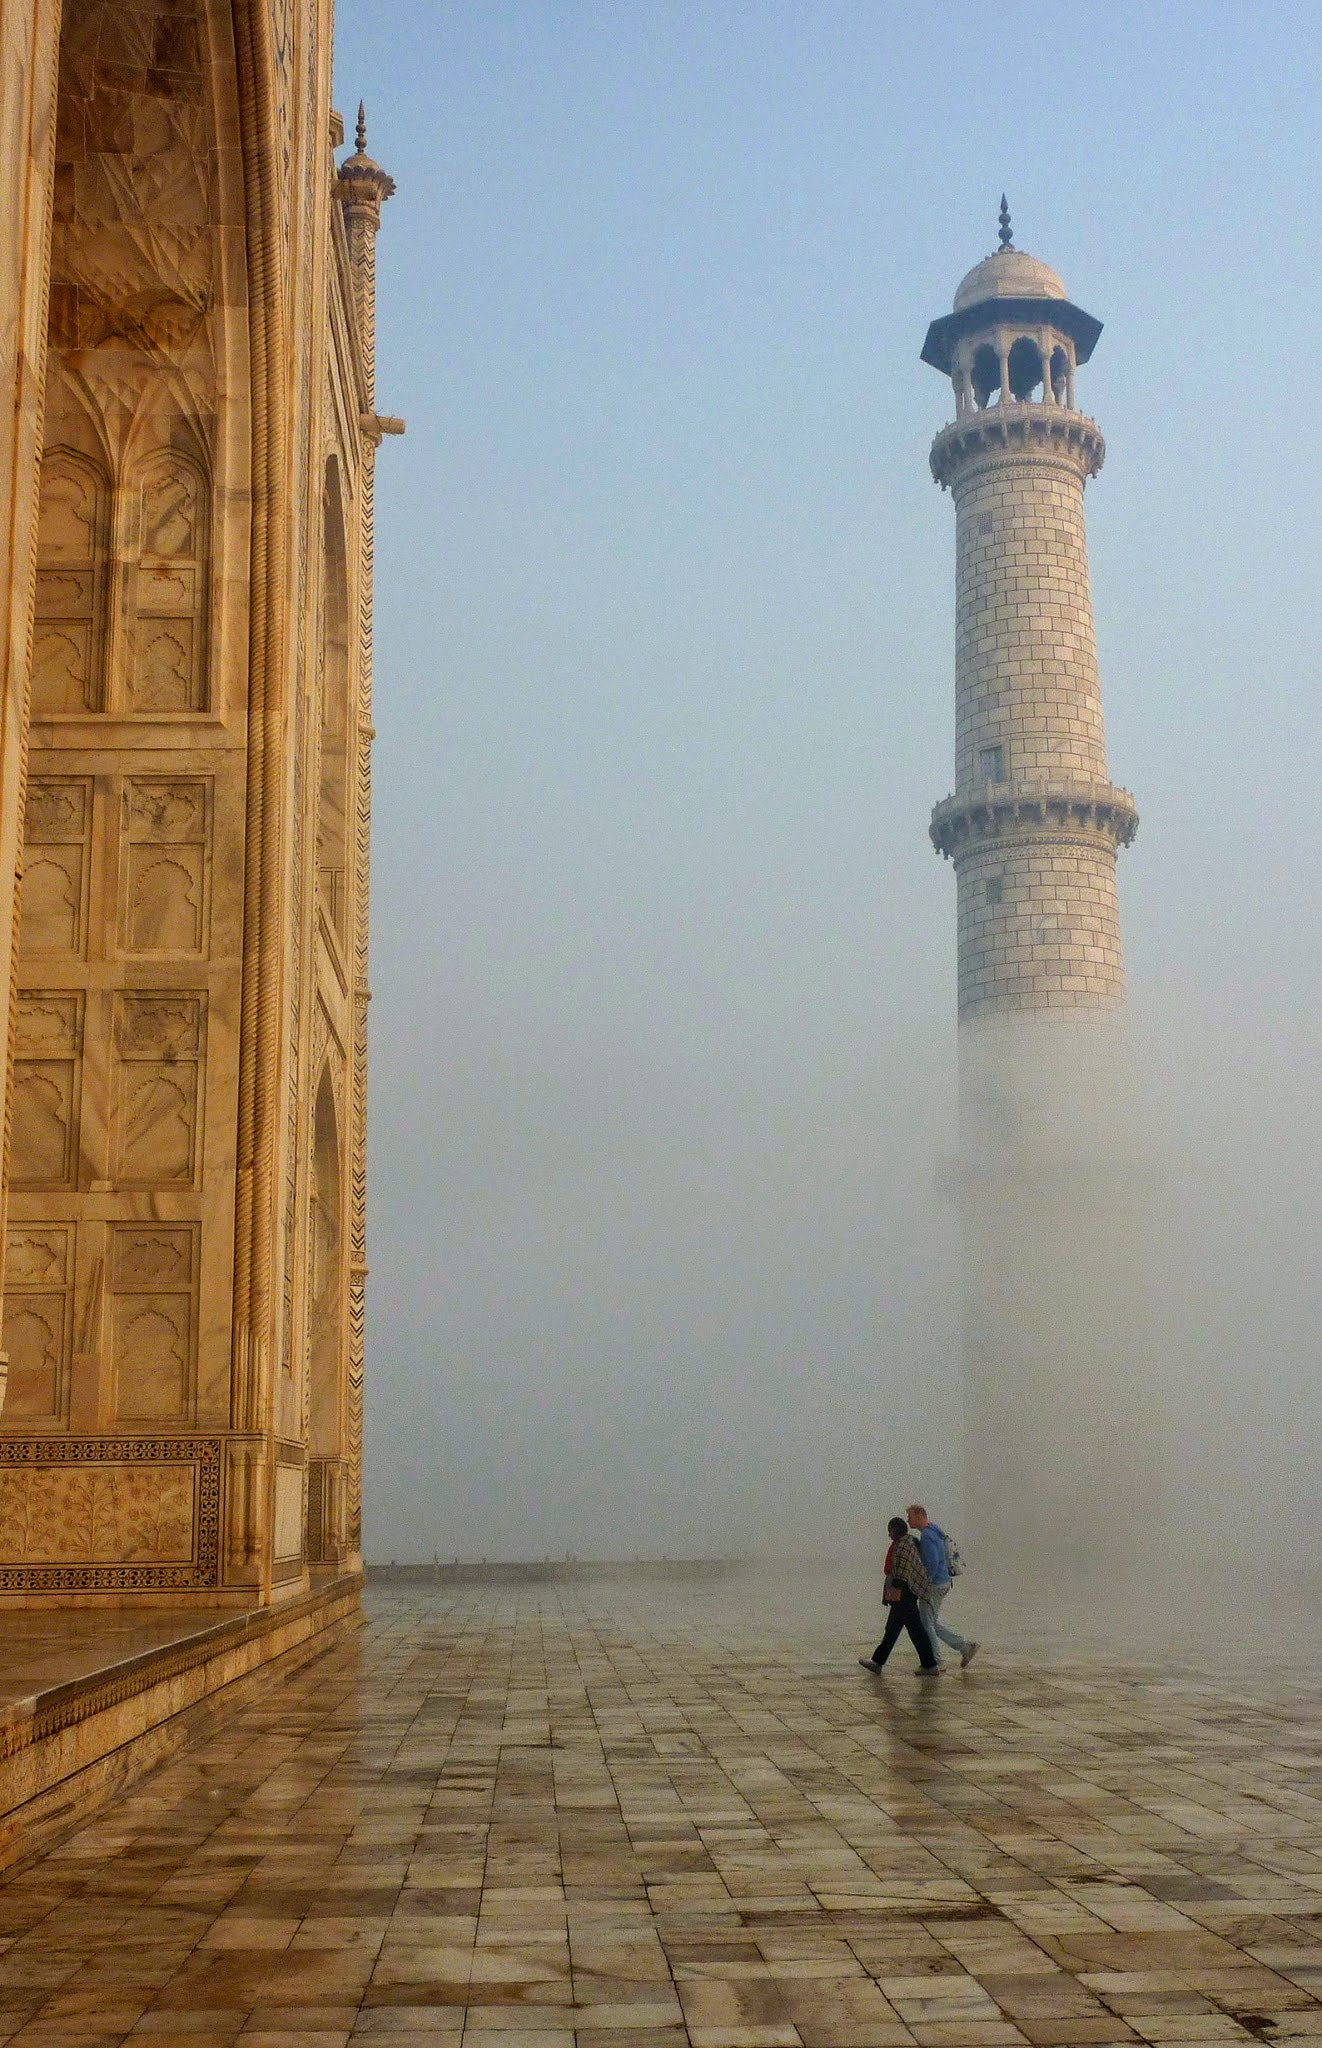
left=985, top=876, right=1004, bottom=907
left=980, top=744, right=1005, bottom=782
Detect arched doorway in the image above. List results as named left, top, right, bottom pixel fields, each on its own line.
left=307, top=1064, right=345, bottom=1563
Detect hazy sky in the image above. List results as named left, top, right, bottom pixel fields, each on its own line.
left=331, top=2, right=1322, bottom=1560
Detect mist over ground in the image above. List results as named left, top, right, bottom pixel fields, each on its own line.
left=333, top=3, right=1322, bottom=1569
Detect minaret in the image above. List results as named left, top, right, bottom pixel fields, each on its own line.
left=924, top=198, right=1137, bottom=1020
left=922, top=205, right=1150, bottom=1566
left=337, top=108, right=398, bottom=1564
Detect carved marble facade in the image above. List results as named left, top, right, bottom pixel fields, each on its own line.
left=0, top=0, right=395, bottom=1604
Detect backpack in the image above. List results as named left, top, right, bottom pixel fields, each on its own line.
left=943, top=1530, right=965, bottom=1579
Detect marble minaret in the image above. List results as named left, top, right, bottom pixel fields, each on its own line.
left=923, top=204, right=1150, bottom=1564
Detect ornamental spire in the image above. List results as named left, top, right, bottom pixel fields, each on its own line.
left=998, top=195, right=1013, bottom=249
left=337, top=99, right=396, bottom=221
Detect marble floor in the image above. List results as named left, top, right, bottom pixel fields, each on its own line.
left=1, top=1578, right=1320, bottom=2048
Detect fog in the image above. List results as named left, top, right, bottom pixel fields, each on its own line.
left=332, top=3, right=1322, bottom=1575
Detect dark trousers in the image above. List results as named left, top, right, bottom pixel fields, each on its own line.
left=872, top=1588, right=937, bottom=1668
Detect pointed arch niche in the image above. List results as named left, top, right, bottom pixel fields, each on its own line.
left=32, top=449, right=109, bottom=714
left=127, top=448, right=211, bottom=713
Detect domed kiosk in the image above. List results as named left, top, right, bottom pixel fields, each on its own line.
left=922, top=197, right=1102, bottom=414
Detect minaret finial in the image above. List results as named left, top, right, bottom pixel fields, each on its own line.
left=356, top=101, right=367, bottom=153
left=998, top=195, right=1013, bottom=249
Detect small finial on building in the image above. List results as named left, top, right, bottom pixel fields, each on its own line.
left=356, top=101, right=367, bottom=153
left=998, top=195, right=1013, bottom=249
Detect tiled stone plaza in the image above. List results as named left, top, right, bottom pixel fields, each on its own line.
left=1, top=1580, right=1320, bottom=2047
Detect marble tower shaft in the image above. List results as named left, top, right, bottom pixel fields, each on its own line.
left=923, top=209, right=1137, bottom=1017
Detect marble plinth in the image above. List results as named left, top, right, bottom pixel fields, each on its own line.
left=0, top=1571, right=362, bottom=1875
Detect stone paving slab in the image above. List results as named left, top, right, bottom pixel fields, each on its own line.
left=0, top=1582, right=1319, bottom=2046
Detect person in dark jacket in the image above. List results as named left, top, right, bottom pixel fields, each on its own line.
left=859, top=1517, right=940, bottom=1676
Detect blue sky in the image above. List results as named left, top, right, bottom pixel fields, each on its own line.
left=332, top=2, right=1322, bottom=1559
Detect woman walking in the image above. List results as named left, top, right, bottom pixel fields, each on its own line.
left=859, top=1516, right=940, bottom=1676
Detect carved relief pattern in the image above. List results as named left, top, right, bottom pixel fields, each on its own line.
left=32, top=454, right=107, bottom=712
left=112, top=1227, right=193, bottom=1290
left=109, top=1225, right=197, bottom=1423
left=2, top=1226, right=76, bottom=1427
left=21, top=779, right=90, bottom=956
left=10, top=993, right=83, bottom=1189
left=0, top=1437, right=221, bottom=1591
left=0, top=1464, right=194, bottom=1562
left=112, top=994, right=204, bottom=1187
left=123, top=777, right=210, bottom=955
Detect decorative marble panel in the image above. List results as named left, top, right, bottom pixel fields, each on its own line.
left=31, top=453, right=106, bottom=713
left=112, top=994, right=204, bottom=1187
left=38, top=460, right=99, bottom=552
left=305, top=1457, right=346, bottom=1565
left=10, top=1068, right=76, bottom=1186
left=110, top=1228, right=194, bottom=1291
left=116, top=1072, right=197, bottom=1185
left=21, top=780, right=90, bottom=956
left=15, top=992, right=80, bottom=1053
left=32, top=619, right=92, bottom=711
left=273, top=1462, right=304, bottom=1561
left=115, top=992, right=203, bottom=1056
left=10, top=993, right=83, bottom=1189
left=111, top=1300, right=191, bottom=1418
left=0, top=1438, right=221, bottom=1591
left=0, top=1464, right=193, bottom=1562
left=126, top=780, right=207, bottom=842
left=1, top=1226, right=75, bottom=1426
left=129, top=456, right=207, bottom=711
left=109, top=1225, right=197, bottom=1423
left=122, top=779, right=210, bottom=955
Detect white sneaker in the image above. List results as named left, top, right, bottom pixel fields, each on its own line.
left=960, top=1642, right=979, bottom=1668
left=858, top=1657, right=882, bottom=1673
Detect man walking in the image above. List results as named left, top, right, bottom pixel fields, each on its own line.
left=860, top=1516, right=941, bottom=1676
left=907, top=1504, right=979, bottom=1669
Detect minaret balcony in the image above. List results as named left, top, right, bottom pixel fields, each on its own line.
left=930, top=778, right=1139, bottom=859
left=930, top=404, right=1105, bottom=489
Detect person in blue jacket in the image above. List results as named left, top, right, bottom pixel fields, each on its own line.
left=907, top=1503, right=979, bottom=1669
